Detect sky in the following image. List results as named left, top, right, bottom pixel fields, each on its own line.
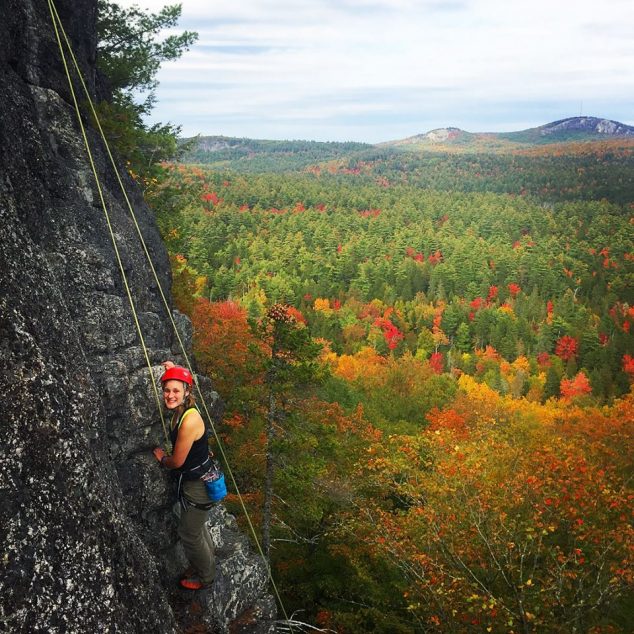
left=114, top=0, right=634, bottom=143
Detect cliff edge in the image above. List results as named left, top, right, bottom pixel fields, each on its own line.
left=0, top=1, right=274, bottom=631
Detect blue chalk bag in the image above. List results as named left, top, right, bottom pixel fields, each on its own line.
left=202, top=461, right=227, bottom=502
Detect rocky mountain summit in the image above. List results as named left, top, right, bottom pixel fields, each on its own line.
left=0, top=1, right=274, bottom=632
left=401, top=127, right=472, bottom=144
left=535, top=116, right=634, bottom=137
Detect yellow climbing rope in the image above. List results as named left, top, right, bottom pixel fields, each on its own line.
left=47, top=1, right=294, bottom=628
left=46, top=0, right=169, bottom=447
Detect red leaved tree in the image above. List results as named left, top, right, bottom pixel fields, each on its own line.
left=555, top=335, right=578, bottom=361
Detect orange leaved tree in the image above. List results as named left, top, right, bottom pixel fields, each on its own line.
left=191, top=297, right=259, bottom=400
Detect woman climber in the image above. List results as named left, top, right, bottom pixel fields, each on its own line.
left=153, top=362, right=216, bottom=590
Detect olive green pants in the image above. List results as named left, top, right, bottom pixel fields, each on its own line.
left=179, top=479, right=215, bottom=584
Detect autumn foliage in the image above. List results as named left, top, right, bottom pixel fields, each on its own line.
left=149, top=151, right=634, bottom=632
left=357, top=379, right=634, bottom=633
left=191, top=298, right=259, bottom=397
left=555, top=335, right=579, bottom=361
left=560, top=371, right=592, bottom=401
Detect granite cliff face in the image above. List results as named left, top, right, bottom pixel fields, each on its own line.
left=0, top=1, right=274, bottom=631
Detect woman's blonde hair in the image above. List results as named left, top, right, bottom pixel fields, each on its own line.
left=182, top=389, right=196, bottom=411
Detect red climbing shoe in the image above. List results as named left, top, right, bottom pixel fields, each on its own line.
left=179, top=576, right=212, bottom=591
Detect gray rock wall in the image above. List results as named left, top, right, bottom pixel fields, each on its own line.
left=0, top=1, right=274, bottom=631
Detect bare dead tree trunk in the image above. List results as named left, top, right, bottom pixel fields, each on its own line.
left=262, top=382, right=276, bottom=561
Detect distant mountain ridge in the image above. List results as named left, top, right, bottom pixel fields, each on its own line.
left=181, top=117, right=634, bottom=169
left=192, top=135, right=371, bottom=153
left=387, top=116, right=634, bottom=149
left=181, top=136, right=372, bottom=170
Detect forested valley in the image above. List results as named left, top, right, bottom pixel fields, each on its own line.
left=145, top=141, right=633, bottom=633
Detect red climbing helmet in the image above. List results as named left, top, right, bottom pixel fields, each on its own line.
left=161, top=366, right=193, bottom=387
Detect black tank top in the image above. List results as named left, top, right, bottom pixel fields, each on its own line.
left=170, top=407, right=210, bottom=479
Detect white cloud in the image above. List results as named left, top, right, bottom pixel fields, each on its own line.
left=111, top=0, right=634, bottom=141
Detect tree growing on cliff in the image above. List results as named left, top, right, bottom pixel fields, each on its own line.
left=96, top=1, right=197, bottom=180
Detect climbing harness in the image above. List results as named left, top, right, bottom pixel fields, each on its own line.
left=169, top=405, right=218, bottom=509
left=46, top=2, right=293, bottom=628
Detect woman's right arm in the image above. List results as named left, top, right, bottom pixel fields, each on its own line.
left=155, top=411, right=204, bottom=470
